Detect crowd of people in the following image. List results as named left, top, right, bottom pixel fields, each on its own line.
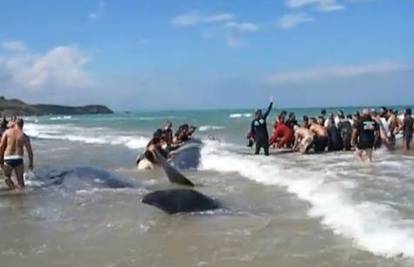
left=0, top=114, right=34, bottom=191
left=1, top=101, right=413, bottom=190
left=137, top=121, right=197, bottom=169
left=247, top=98, right=414, bottom=162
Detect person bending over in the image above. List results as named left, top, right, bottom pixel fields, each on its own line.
left=309, top=118, right=329, bottom=153
left=269, top=115, right=293, bottom=149
left=293, top=127, right=315, bottom=154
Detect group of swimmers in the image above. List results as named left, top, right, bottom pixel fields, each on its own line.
left=0, top=115, right=34, bottom=191
left=248, top=98, right=414, bottom=161
left=137, top=121, right=197, bottom=169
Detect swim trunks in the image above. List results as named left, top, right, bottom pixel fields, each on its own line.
left=4, top=155, right=24, bottom=167
left=313, top=136, right=328, bottom=152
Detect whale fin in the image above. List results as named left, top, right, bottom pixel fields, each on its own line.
left=155, top=151, right=194, bottom=187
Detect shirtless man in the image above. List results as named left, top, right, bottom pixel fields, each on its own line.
left=309, top=118, right=329, bottom=153
left=0, top=119, right=34, bottom=191
left=293, top=127, right=315, bottom=154
left=387, top=109, right=399, bottom=147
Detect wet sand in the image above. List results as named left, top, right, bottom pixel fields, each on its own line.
left=0, top=137, right=412, bottom=267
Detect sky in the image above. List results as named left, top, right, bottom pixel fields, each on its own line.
left=0, top=0, right=413, bottom=110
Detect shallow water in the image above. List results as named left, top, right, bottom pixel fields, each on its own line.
left=1, top=110, right=414, bottom=267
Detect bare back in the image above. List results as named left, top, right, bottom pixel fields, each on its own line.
left=310, top=124, right=328, bottom=137
left=1, top=128, right=27, bottom=157
left=295, top=127, right=314, bottom=139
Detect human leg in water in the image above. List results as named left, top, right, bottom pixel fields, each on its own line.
left=263, top=144, right=270, bottom=156
left=255, top=142, right=261, bottom=155
left=255, top=138, right=269, bottom=155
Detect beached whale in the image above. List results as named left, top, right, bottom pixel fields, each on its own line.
left=36, top=167, right=134, bottom=190
left=137, top=139, right=202, bottom=171
left=142, top=189, right=220, bottom=214
left=169, top=139, right=202, bottom=170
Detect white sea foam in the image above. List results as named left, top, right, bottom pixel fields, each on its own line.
left=136, top=115, right=179, bottom=121
left=198, top=125, right=225, bottom=132
left=200, top=140, right=414, bottom=258
left=229, top=113, right=252, bottom=118
left=49, top=116, right=72, bottom=121
left=25, top=123, right=149, bottom=150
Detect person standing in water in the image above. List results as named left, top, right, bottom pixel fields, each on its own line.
left=326, top=115, right=343, bottom=151
left=352, top=109, right=379, bottom=162
left=248, top=96, right=274, bottom=156
left=337, top=114, right=353, bottom=151
left=401, top=108, right=414, bottom=151
left=0, top=118, right=34, bottom=191
left=309, top=118, right=329, bottom=153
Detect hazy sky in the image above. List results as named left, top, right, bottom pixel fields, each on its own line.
left=0, top=0, right=413, bottom=110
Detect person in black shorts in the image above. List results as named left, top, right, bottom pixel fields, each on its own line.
left=352, top=109, right=380, bottom=162
left=401, top=108, right=414, bottom=151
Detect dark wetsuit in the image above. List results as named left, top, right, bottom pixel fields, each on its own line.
left=402, top=116, right=414, bottom=145
left=354, top=117, right=379, bottom=150
left=338, top=120, right=353, bottom=151
left=327, top=125, right=343, bottom=151
left=250, top=102, right=273, bottom=155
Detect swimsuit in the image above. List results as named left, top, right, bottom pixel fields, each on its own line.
left=313, top=136, right=328, bottom=152
left=4, top=155, right=24, bottom=167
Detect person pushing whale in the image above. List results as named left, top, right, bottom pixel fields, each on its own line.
left=247, top=96, right=274, bottom=156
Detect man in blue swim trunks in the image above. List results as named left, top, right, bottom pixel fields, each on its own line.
left=0, top=118, right=34, bottom=191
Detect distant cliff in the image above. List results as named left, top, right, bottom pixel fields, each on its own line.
left=0, top=96, right=113, bottom=116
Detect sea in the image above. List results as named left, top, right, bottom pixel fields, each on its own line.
left=1, top=107, right=414, bottom=267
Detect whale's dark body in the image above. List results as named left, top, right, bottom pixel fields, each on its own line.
left=37, top=167, right=134, bottom=190
left=142, top=189, right=220, bottom=214
left=169, top=139, right=202, bottom=170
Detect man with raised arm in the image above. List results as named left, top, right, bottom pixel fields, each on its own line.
left=247, top=96, right=274, bottom=156
left=0, top=118, right=33, bottom=191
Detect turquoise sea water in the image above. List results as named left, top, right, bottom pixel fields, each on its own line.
left=1, top=106, right=414, bottom=267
